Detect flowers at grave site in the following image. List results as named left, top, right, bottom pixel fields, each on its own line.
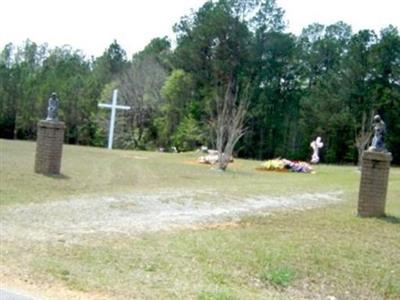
left=259, top=159, right=314, bottom=173
left=260, top=159, right=286, bottom=171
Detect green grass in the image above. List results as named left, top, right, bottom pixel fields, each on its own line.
left=261, top=265, right=296, bottom=287
left=1, top=139, right=399, bottom=299
left=198, top=288, right=235, bottom=300
left=0, top=139, right=359, bottom=206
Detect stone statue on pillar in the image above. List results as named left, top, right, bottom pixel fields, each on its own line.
left=46, top=92, right=59, bottom=121
left=35, top=92, right=65, bottom=175
left=368, top=115, right=387, bottom=152
left=358, top=114, right=392, bottom=217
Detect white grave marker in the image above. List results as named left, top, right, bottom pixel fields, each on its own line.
left=98, top=89, right=130, bottom=149
left=310, top=136, right=324, bottom=163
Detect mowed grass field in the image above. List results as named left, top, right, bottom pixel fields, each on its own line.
left=0, top=139, right=399, bottom=299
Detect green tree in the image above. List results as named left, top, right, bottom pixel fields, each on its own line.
left=92, top=40, right=128, bottom=85
left=133, top=37, right=172, bottom=70
left=298, top=22, right=354, bottom=163
left=0, top=41, right=48, bottom=139
left=341, top=30, right=377, bottom=164
left=39, top=46, right=98, bottom=144
left=243, top=31, right=300, bottom=159
left=0, top=43, right=16, bottom=138
left=155, top=69, right=196, bottom=147
left=172, top=115, right=204, bottom=151
left=371, top=26, right=400, bottom=163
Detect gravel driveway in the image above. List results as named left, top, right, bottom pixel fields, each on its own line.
left=0, top=189, right=343, bottom=242
left=0, top=288, right=43, bottom=300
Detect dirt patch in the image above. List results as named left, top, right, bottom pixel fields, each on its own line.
left=0, top=189, right=343, bottom=243
left=0, top=269, right=116, bottom=300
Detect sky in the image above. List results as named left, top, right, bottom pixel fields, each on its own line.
left=1, top=0, right=399, bottom=58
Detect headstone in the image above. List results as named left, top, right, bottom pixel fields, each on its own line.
left=358, top=115, right=392, bottom=217
left=98, top=89, right=130, bottom=149
left=35, top=93, right=65, bottom=175
left=201, top=145, right=208, bottom=153
left=310, top=136, right=323, bottom=163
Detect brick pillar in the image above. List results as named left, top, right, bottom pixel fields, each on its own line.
left=358, top=151, right=392, bottom=217
left=35, top=120, right=65, bottom=175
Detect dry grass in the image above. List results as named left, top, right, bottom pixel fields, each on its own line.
left=0, top=139, right=399, bottom=299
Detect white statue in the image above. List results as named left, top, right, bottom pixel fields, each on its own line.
left=310, top=136, right=323, bottom=164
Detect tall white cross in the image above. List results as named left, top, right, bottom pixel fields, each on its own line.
left=98, top=89, right=130, bottom=149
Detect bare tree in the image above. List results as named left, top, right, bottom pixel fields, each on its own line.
left=116, top=57, right=167, bottom=148
left=355, top=110, right=373, bottom=168
left=215, top=78, right=247, bottom=171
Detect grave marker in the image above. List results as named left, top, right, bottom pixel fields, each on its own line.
left=98, top=89, right=130, bottom=149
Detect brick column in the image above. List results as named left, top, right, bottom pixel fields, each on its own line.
left=34, top=120, right=65, bottom=175
left=358, top=151, right=392, bottom=217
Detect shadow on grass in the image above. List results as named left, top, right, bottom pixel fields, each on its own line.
left=379, top=215, right=400, bottom=224
left=43, top=173, right=70, bottom=180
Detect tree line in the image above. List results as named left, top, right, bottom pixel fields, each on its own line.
left=1, top=0, right=399, bottom=164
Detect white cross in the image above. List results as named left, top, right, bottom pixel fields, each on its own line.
left=98, top=89, right=130, bottom=149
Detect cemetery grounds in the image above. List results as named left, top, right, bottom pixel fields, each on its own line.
left=0, top=139, right=399, bottom=300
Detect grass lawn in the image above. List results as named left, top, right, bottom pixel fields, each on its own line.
left=0, top=139, right=399, bottom=299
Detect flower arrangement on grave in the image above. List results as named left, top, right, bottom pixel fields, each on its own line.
left=260, top=159, right=287, bottom=171
left=259, top=158, right=314, bottom=173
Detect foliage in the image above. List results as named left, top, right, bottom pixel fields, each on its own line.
left=156, top=69, right=196, bottom=147
left=0, top=0, right=399, bottom=164
left=172, top=115, right=204, bottom=151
